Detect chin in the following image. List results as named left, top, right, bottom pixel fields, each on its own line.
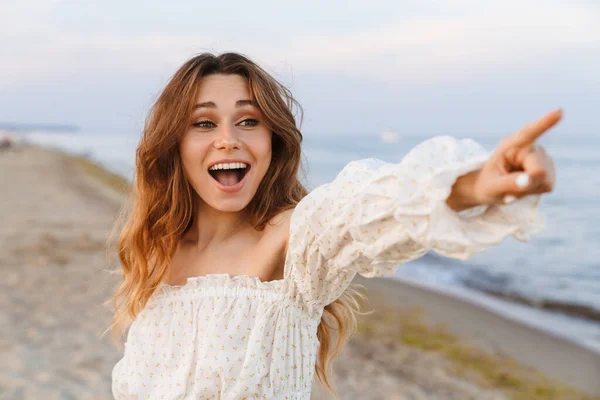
left=196, top=187, right=256, bottom=213
left=207, top=198, right=252, bottom=213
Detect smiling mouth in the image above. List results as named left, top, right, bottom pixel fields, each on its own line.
left=208, top=166, right=250, bottom=186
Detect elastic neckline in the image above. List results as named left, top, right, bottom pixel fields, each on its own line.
left=147, top=273, right=287, bottom=305
left=159, top=273, right=284, bottom=289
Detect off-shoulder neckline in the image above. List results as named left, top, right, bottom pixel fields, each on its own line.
left=157, top=273, right=285, bottom=290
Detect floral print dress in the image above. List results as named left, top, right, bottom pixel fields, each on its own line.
left=111, top=136, right=544, bottom=399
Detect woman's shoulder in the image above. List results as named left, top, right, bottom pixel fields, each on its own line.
left=269, top=207, right=295, bottom=225
left=263, top=207, right=296, bottom=253
left=265, top=207, right=295, bottom=236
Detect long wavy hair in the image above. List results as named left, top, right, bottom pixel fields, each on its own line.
left=106, top=52, right=367, bottom=397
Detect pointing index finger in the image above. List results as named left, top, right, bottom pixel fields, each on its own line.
left=506, top=109, right=563, bottom=148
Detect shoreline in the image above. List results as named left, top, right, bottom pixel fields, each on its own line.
left=470, top=283, right=600, bottom=323
left=2, top=142, right=599, bottom=398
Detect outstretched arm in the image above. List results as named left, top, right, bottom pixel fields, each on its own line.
left=283, top=111, right=559, bottom=311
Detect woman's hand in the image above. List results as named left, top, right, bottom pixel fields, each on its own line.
left=446, top=109, right=561, bottom=211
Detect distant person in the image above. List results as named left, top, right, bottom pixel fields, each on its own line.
left=0, top=132, right=16, bottom=151
left=109, top=52, right=559, bottom=399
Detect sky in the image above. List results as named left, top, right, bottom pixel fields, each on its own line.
left=0, top=0, right=598, bottom=138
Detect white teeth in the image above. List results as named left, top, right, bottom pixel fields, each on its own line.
left=209, top=162, right=249, bottom=171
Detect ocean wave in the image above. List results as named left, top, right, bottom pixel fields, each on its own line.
left=465, top=284, right=600, bottom=323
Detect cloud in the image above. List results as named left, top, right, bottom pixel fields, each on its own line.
left=278, top=2, right=600, bottom=84
left=1, top=0, right=598, bottom=87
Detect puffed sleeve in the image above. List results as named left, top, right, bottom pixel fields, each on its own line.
left=283, top=135, right=545, bottom=313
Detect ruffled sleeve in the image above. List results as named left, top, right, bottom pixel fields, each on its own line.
left=283, top=135, right=545, bottom=313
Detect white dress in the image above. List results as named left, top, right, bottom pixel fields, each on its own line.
left=111, top=136, right=544, bottom=399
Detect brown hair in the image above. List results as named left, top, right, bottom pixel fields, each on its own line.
left=106, top=52, right=366, bottom=398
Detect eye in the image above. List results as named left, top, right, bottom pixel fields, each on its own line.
left=192, top=120, right=216, bottom=129
left=238, top=118, right=259, bottom=127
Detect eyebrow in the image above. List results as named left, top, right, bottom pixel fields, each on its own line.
left=194, top=99, right=257, bottom=109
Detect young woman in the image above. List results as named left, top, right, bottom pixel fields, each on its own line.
left=110, top=52, right=558, bottom=399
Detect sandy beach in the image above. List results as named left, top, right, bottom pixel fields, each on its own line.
left=1, top=143, right=599, bottom=399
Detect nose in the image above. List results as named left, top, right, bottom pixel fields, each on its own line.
left=213, top=124, right=241, bottom=151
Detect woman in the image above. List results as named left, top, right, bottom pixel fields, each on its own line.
left=110, top=52, right=558, bottom=399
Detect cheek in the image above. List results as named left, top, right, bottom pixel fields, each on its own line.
left=180, top=135, right=210, bottom=176
left=251, top=130, right=272, bottom=162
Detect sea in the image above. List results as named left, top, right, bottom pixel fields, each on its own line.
left=21, top=130, right=600, bottom=353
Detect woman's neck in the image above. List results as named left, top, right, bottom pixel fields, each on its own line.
left=185, top=203, right=251, bottom=249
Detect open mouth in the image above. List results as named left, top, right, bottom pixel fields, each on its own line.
left=208, top=163, right=251, bottom=187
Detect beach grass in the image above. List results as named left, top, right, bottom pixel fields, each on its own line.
left=357, top=304, right=599, bottom=400
left=71, top=153, right=132, bottom=194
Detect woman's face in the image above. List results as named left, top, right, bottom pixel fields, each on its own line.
left=180, top=74, right=272, bottom=213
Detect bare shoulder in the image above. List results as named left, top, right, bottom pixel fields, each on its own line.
left=265, top=207, right=295, bottom=235
left=264, top=207, right=296, bottom=251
